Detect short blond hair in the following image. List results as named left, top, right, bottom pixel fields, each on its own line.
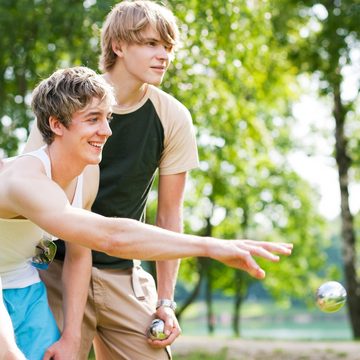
left=31, top=66, right=114, bottom=144
left=99, top=1, right=179, bottom=72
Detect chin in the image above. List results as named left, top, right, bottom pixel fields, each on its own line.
left=87, top=156, right=102, bottom=165
left=147, top=76, right=164, bottom=86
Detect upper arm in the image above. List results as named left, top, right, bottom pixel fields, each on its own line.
left=22, top=119, right=45, bottom=153
left=5, top=164, right=108, bottom=251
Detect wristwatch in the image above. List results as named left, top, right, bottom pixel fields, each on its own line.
left=156, top=299, right=177, bottom=311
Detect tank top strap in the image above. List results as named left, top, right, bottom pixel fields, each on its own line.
left=72, top=173, right=83, bottom=208
left=20, top=146, right=52, bottom=179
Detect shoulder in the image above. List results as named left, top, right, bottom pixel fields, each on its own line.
left=148, top=85, right=191, bottom=121
left=0, top=157, right=51, bottom=216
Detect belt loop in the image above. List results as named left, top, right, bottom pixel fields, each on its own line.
left=131, top=266, right=145, bottom=300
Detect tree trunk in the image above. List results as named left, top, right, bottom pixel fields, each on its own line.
left=177, top=213, right=214, bottom=325
left=333, top=82, right=360, bottom=338
left=205, top=263, right=215, bottom=334
left=232, top=205, right=250, bottom=336
left=232, top=270, right=244, bottom=337
left=176, top=260, right=204, bottom=322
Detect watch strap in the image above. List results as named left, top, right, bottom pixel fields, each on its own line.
left=156, top=299, right=177, bottom=311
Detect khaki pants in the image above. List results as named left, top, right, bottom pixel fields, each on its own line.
left=41, top=260, right=171, bottom=360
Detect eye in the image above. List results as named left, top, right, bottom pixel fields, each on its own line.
left=146, top=41, right=157, bottom=47
left=107, top=115, right=113, bottom=123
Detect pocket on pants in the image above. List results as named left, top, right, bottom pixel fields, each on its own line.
left=132, top=266, right=157, bottom=302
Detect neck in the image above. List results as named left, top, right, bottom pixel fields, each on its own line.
left=104, top=67, right=148, bottom=109
left=46, top=144, right=84, bottom=189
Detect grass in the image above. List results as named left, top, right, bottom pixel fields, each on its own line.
left=178, top=299, right=351, bottom=340
left=87, top=300, right=353, bottom=358
left=175, top=349, right=229, bottom=360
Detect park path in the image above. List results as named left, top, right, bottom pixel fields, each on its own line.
left=172, top=336, right=360, bottom=360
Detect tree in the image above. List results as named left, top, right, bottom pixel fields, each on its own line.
left=0, top=0, right=112, bottom=156
left=271, top=0, right=360, bottom=338
left=1, top=0, right=330, bottom=336
left=163, top=0, right=328, bottom=335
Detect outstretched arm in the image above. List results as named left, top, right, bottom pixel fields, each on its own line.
left=4, top=157, right=292, bottom=279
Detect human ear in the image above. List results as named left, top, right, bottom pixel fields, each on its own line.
left=112, top=41, right=124, bottom=58
left=48, top=116, right=64, bottom=137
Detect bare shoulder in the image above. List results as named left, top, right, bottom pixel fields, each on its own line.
left=82, top=164, right=100, bottom=210
left=0, top=157, right=46, bottom=217
left=0, top=156, right=48, bottom=201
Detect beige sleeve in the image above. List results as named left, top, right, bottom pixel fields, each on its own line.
left=156, top=92, right=199, bottom=176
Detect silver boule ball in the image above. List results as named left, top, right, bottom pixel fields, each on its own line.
left=316, top=281, right=347, bottom=313
left=147, top=319, right=167, bottom=340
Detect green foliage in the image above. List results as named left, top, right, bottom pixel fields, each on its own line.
left=0, top=0, right=336, bottom=335
left=0, top=0, right=115, bottom=156
left=163, top=0, right=329, bottom=311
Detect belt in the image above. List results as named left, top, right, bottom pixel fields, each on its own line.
left=131, top=264, right=145, bottom=300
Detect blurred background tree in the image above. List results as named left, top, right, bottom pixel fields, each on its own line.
left=270, top=0, right=360, bottom=338
left=1, top=0, right=357, bottom=338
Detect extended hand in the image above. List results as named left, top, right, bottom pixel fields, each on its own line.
left=211, top=239, right=293, bottom=279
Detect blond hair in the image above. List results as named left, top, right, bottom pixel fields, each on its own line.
left=31, top=66, right=114, bottom=144
left=99, top=1, right=179, bottom=72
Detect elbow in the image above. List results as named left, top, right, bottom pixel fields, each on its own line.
left=92, top=217, right=136, bottom=258
left=97, top=233, right=117, bottom=256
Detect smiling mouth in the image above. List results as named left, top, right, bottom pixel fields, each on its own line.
left=151, top=66, right=166, bottom=71
left=88, top=142, right=104, bottom=149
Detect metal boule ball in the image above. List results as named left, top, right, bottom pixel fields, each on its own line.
left=316, top=281, right=347, bottom=313
left=147, top=319, right=167, bottom=340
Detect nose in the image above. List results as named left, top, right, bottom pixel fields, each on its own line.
left=99, top=118, right=112, bottom=138
left=156, top=45, right=169, bottom=60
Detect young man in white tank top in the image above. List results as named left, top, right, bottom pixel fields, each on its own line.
left=1, top=66, right=293, bottom=359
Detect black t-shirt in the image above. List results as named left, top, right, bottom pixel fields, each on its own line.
left=55, top=85, right=198, bottom=269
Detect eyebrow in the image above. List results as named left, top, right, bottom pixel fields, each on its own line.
left=142, top=37, right=161, bottom=42
left=83, top=110, right=111, bottom=118
left=84, top=111, right=102, bottom=116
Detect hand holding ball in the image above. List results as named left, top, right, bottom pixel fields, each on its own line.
left=147, top=319, right=168, bottom=340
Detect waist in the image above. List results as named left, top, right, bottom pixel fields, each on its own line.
left=1, top=262, right=41, bottom=289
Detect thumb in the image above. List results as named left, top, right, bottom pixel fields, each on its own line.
left=42, top=347, right=55, bottom=360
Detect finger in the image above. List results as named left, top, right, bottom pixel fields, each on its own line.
left=240, top=244, right=280, bottom=262
left=42, top=349, right=54, bottom=360
left=239, top=251, right=266, bottom=279
left=148, top=329, right=178, bottom=348
left=245, top=241, right=293, bottom=255
left=163, top=316, right=174, bottom=337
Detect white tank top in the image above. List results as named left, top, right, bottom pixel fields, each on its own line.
left=0, top=146, right=83, bottom=289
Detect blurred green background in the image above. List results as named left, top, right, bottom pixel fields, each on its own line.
left=1, top=0, right=360, bottom=356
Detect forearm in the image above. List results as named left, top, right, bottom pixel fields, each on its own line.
left=155, top=213, right=182, bottom=299
left=156, top=260, right=180, bottom=299
left=107, top=218, right=210, bottom=260
left=61, top=246, right=91, bottom=340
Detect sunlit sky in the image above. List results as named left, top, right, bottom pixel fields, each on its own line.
left=289, top=64, right=360, bottom=220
